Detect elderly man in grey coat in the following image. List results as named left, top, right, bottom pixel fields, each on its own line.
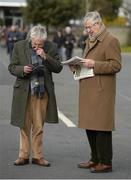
left=8, top=25, right=63, bottom=166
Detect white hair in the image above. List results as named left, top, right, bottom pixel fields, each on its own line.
left=83, top=11, right=103, bottom=25
left=65, top=26, right=72, bottom=33
left=27, top=25, right=47, bottom=41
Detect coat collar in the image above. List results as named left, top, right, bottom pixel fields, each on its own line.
left=25, top=39, right=31, bottom=64
left=83, top=29, right=108, bottom=58
left=97, top=29, right=108, bottom=42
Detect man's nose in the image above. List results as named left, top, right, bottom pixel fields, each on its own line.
left=34, top=46, right=38, bottom=50
left=87, top=28, right=92, bottom=32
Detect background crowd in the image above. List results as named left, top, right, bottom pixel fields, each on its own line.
left=0, top=24, right=88, bottom=61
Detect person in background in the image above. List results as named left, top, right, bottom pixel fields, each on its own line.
left=53, top=29, right=64, bottom=57
left=19, top=26, right=28, bottom=40
left=77, top=30, right=88, bottom=53
left=63, top=26, right=76, bottom=60
left=7, top=25, right=23, bottom=60
left=8, top=25, right=63, bottom=166
left=70, top=11, right=121, bottom=173
left=0, top=26, right=7, bottom=47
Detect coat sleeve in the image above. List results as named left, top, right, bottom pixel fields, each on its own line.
left=8, top=43, right=27, bottom=78
left=94, top=38, right=122, bottom=75
left=44, top=44, right=63, bottom=73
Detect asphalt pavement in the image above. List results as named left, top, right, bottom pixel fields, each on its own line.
left=0, top=45, right=131, bottom=179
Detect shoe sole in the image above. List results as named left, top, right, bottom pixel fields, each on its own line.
left=90, top=168, right=112, bottom=173
left=32, top=161, right=51, bottom=167
left=14, top=162, right=29, bottom=166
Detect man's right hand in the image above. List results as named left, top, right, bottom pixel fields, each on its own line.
left=24, top=65, right=32, bottom=74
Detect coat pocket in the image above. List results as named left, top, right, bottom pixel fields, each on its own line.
left=14, top=82, right=21, bottom=88
left=97, top=76, right=103, bottom=92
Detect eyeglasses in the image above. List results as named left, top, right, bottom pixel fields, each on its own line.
left=85, top=22, right=97, bottom=31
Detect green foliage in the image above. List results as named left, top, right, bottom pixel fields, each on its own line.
left=88, top=0, right=122, bottom=20
left=103, top=16, right=126, bottom=26
left=0, top=18, right=4, bottom=26
left=25, top=0, right=85, bottom=27
left=121, top=45, right=131, bottom=52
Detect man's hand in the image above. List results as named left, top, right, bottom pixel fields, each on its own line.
left=24, top=65, right=32, bottom=74
left=82, top=59, right=95, bottom=68
left=36, top=48, right=47, bottom=59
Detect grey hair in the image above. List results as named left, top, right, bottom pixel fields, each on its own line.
left=83, top=11, right=102, bottom=25
left=27, top=25, right=47, bottom=41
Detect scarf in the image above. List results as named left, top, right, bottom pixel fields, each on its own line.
left=30, top=49, right=45, bottom=97
left=89, top=23, right=106, bottom=42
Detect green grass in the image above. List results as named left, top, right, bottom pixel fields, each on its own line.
left=121, top=46, right=131, bottom=53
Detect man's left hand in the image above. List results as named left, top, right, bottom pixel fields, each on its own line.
left=82, top=59, right=95, bottom=68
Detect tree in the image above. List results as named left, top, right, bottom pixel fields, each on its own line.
left=24, top=0, right=85, bottom=27
left=88, top=0, right=123, bottom=20
left=0, top=18, right=4, bottom=26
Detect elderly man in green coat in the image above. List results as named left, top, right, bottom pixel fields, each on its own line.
left=8, top=25, right=63, bottom=166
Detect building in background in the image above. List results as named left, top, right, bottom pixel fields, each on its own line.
left=0, top=0, right=26, bottom=27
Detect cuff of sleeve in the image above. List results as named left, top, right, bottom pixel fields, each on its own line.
left=94, top=61, right=101, bottom=74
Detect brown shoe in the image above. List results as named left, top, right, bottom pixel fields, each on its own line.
left=14, top=158, right=29, bottom=166
left=78, top=161, right=97, bottom=169
left=90, top=163, right=112, bottom=173
left=32, top=158, right=51, bottom=167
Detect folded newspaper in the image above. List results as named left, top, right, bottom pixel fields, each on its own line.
left=62, top=56, right=94, bottom=80
left=74, top=66, right=94, bottom=80
left=61, top=56, right=83, bottom=65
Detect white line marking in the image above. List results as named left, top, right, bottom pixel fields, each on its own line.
left=118, top=92, right=131, bottom=102
left=58, top=109, right=76, bottom=127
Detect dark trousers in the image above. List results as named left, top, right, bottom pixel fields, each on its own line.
left=65, top=48, right=73, bottom=60
left=86, top=130, right=113, bottom=165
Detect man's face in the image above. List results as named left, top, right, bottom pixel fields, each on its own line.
left=31, top=38, right=44, bottom=51
left=84, top=20, right=100, bottom=37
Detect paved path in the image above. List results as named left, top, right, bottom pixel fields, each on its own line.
left=0, top=46, right=131, bottom=179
